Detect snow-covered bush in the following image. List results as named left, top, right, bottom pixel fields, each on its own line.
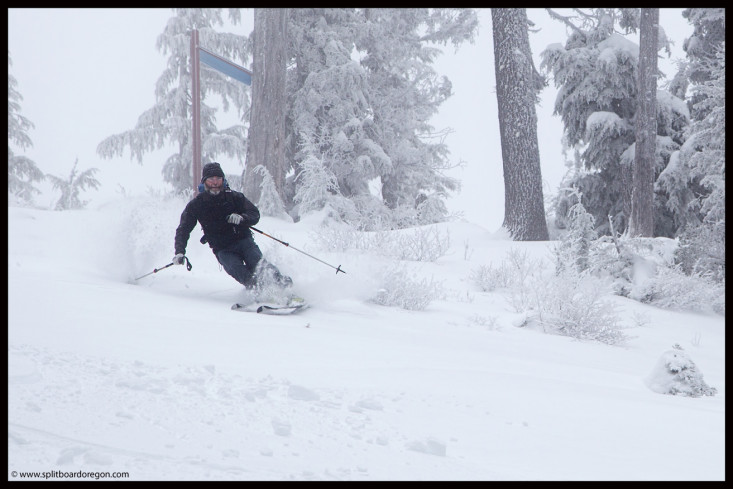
left=551, top=188, right=597, bottom=275
left=370, top=264, right=444, bottom=311
left=475, top=245, right=627, bottom=345
left=390, top=226, right=450, bottom=262
left=312, top=222, right=450, bottom=262
left=674, top=221, right=725, bottom=284
left=469, top=261, right=514, bottom=292
left=470, top=247, right=545, bottom=312
left=644, top=344, right=717, bottom=397
left=536, top=271, right=629, bottom=346
left=636, top=265, right=725, bottom=316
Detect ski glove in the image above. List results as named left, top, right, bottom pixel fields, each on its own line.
left=227, top=213, right=245, bottom=225
left=172, top=253, right=186, bottom=265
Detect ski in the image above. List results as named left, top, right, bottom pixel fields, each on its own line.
left=231, top=295, right=309, bottom=315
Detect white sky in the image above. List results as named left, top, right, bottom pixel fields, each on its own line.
left=8, top=8, right=692, bottom=229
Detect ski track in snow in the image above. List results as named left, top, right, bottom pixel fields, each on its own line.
left=9, top=343, right=520, bottom=480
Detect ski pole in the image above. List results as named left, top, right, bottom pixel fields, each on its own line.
left=250, top=226, right=346, bottom=274
left=134, top=256, right=192, bottom=281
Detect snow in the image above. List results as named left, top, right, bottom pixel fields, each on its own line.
left=8, top=202, right=725, bottom=481
left=597, top=33, right=639, bottom=60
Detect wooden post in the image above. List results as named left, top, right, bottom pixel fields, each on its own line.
left=190, top=29, right=202, bottom=196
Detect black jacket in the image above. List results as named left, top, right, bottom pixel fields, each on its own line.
left=175, top=188, right=260, bottom=255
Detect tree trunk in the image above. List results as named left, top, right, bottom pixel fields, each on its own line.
left=243, top=8, right=289, bottom=206
left=629, top=8, right=658, bottom=237
left=491, top=8, right=549, bottom=241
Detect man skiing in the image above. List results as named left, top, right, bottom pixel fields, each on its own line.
left=173, top=162, right=292, bottom=290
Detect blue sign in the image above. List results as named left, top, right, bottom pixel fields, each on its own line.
left=199, top=47, right=252, bottom=86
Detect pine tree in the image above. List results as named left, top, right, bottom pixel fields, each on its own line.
left=286, top=8, right=385, bottom=226
left=671, top=33, right=725, bottom=282
left=356, top=8, right=478, bottom=228
left=681, top=8, right=725, bottom=122
left=8, top=51, right=44, bottom=204
left=492, top=8, right=549, bottom=241
left=46, top=158, right=101, bottom=210
left=96, top=9, right=250, bottom=193
left=541, top=8, right=688, bottom=237
left=285, top=8, right=478, bottom=229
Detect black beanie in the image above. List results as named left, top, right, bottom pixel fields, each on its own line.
left=201, top=162, right=225, bottom=183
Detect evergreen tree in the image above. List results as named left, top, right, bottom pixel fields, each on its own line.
left=491, top=8, right=549, bottom=241
left=681, top=8, right=725, bottom=122
left=670, top=37, right=725, bottom=282
left=8, top=51, right=44, bottom=204
left=285, top=8, right=478, bottom=229
left=47, top=158, right=101, bottom=211
left=97, top=9, right=250, bottom=193
left=286, top=8, right=371, bottom=224
left=541, top=8, right=687, bottom=237
left=356, top=8, right=478, bottom=228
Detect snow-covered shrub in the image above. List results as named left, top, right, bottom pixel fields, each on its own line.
left=312, top=222, right=449, bottom=262
left=644, top=345, right=717, bottom=397
left=637, top=265, right=725, bottom=316
left=370, top=264, right=444, bottom=311
left=470, top=247, right=545, bottom=312
left=503, top=248, right=546, bottom=313
left=552, top=188, right=597, bottom=275
left=469, top=261, right=514, bottom=292
left=536, top=271, right=629, bottom=346
left=390, top=226, right=450, bottom=262
left=674, top=221, right=725, bottom=284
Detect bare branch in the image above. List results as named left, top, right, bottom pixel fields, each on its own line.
left=545, top=8, right=587, bottom=40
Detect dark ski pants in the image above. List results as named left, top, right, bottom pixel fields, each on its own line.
left=215, top=237, right=264, bottom=288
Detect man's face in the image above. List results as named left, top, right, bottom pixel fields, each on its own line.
left=204, top=176, right=223, bottom=194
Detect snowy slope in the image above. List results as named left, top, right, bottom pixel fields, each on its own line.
left=8, top=202, right=725, bottom=481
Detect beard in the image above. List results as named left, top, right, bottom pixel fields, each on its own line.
left=205, top=183, right=223, bottom=195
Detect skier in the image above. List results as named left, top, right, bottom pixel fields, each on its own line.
left=173, top=162, right=292, bottom=290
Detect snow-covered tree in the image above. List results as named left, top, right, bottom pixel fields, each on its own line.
left=553, top=188, right=597, bottom=275
left=491, top=8, right=549, bottom=241
left=251, top=165, right=289, bottom=219
left=8, top=51, right=44, bottom=204
left=97, top=9, right=251, bottom=193
left=46, top=158, right=101, bottom=211
left=681, top=8, right=725, bottom=122
left=355, top=8, right=478, bottom=228
left=285, top=8, right=478, bottom=229
left=541, top=8, right=688, bottom=237
left=286, top=8, right=375, bottom=225
left=670, top=42, right=725, bottom=282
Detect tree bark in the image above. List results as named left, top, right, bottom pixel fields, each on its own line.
left=243, top=8, right=289, bottom=206
left=491, top=8, right=549, bottom=241
left=629, top=8, right=658, bottom=237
